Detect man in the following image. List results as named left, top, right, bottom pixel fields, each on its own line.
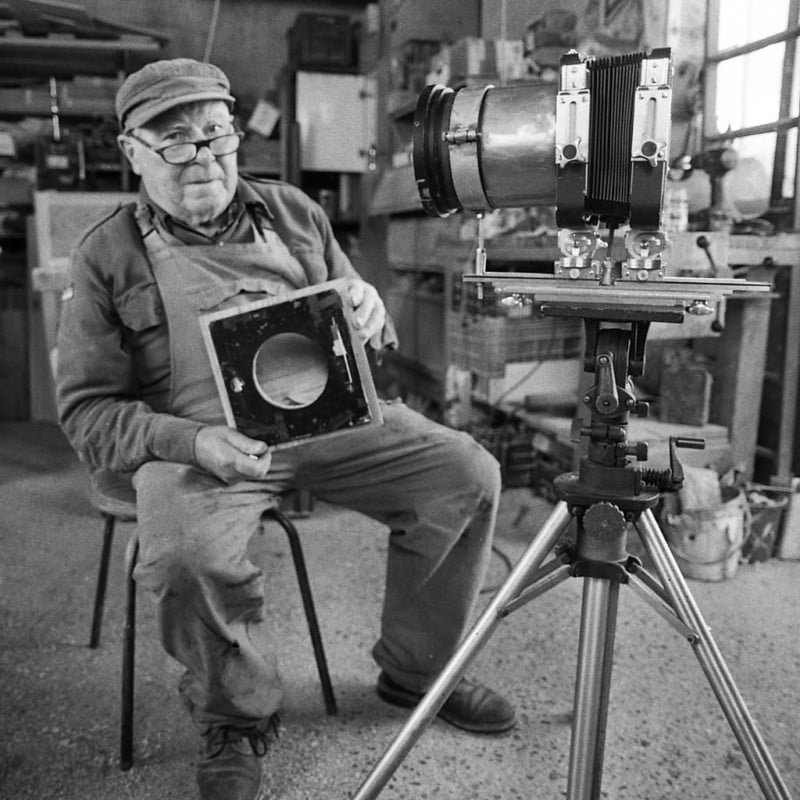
left=56, top=58, right=515, bottom=800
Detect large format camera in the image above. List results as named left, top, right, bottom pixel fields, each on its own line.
left=352, top=49, right=790, bottom=800
left=411, top=48, right=766, bottom=319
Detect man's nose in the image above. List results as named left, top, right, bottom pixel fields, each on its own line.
left=193, top=143, right=216, bottom=163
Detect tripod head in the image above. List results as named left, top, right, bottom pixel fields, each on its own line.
left=554, top=312, right=705, bottom=513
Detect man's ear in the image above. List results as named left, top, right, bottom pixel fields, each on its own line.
left=117, top=134, right=143, bottom=176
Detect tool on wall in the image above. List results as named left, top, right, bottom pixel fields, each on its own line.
left=691, top=145, right=739, bottom=231
left=35, top=76, right=84, bottom=190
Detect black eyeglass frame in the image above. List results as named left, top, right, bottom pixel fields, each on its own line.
left=124, top=130, right=244, bottom=165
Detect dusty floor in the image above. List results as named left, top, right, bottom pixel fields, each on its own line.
left=0, top=421, right=798, bottom=800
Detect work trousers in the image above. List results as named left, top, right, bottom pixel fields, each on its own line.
left=132, top=401, right=501, bottom=733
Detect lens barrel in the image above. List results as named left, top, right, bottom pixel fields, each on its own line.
left=412, top=82, right=558, bottom=217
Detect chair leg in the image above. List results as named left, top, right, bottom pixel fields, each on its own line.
left=120, top=535, right=139, bottom=771
left=89, top=515, right=115, bottom=649
left=265, top=508, right=337, bottom=715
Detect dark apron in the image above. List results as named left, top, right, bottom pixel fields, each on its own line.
left=134, top=204, right=309, bottom=425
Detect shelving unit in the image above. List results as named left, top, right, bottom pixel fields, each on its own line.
left=0, top=24, right=164, bottom=420
left=280, top=65, right=377, bottom=256
left=0, top=33, right=163, bottom=193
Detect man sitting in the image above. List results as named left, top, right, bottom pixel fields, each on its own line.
left=56, top=58, right=515, bottom=800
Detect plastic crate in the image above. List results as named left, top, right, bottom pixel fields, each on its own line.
left=447, top=312, right=583, bottom=377
left=289, top=13, right=355, bottom=70
left=469, top=425, right=537, bottom=488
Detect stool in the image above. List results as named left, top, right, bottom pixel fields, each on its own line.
left=86, top=470, right=337, bottom=771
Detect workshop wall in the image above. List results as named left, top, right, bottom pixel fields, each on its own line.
left=77, top=0, right=366, bottom=109
left=480, top=1, right=705, bottom=68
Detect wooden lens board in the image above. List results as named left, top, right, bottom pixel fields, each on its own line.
left=201, top=279, right=382, bottom=448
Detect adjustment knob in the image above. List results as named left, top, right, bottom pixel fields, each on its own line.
left=584, top=502, right=627, bottom=540
left=625, top=441, right=648, bottom=461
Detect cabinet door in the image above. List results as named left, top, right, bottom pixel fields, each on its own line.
left=295, top=71, right=376, bottom=173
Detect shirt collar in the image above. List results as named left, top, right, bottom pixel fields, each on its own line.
left=235, top=177, right=275, bottom=226
left=137, top=177, right=274, bottom=243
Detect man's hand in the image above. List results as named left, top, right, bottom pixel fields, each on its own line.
left=347, top=279, right=386, bottom=349
left=193, top=425, right=272, bottom=483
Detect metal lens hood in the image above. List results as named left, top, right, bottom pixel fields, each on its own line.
left=412, top=84, right=460, bottom=217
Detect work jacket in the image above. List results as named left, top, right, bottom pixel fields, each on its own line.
left=56, top=176, right=395, bottom=474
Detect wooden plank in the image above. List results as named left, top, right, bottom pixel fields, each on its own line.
left=708, top=296, right=772, bottom=477
left=775, top=268, right=800, bottom=483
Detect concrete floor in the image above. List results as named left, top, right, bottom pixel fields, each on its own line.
left=0, top=421, right=798, bottom=800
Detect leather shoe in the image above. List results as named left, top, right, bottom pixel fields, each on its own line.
left=376, top=672, right=516, bottom=734
left=197, top=715, right=279, bottom=800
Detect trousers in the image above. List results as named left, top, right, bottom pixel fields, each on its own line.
left=132, top=401, right=501, bottom=733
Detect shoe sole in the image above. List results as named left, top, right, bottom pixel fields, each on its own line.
left=376, top=682, right=517, bottom=734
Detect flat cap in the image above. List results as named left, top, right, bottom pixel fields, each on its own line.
left=116, top=58, right=235, bottom=130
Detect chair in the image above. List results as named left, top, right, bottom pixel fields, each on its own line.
left=86, top=470, right=337, bottom=771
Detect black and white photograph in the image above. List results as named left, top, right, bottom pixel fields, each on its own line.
left=0, top=1, right=798, bottom=798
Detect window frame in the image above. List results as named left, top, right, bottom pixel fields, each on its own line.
left=704, top=0, right=800, bottom=226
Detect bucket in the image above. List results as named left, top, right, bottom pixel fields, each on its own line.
left=743, top=488, right=789, bottom=563
left=662, top=486, right=747, bottom=581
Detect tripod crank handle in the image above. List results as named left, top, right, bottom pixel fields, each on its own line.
left=665, top=436, right=706, bottom=491
left=673, top=436, right=705, bottom=450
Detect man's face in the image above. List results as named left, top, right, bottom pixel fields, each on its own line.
left=119, top=100, right=238, bottom=227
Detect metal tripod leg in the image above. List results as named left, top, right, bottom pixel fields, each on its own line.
left=567, top=576, right=620, bottom=800
left=351, top=500, right=574, bottom=800
left=636, top=508, right=792, bottom=800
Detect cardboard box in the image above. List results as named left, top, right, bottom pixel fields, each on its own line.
left=494, top=39, right=528, bottom=82
left=447, top=37, right=529, bottom=83
left=449, top=37, right=491, bottom=80
left=471, top=359, right=583, bottom=406
left=660, top=367, right=713, bottom=426
left=426, top=46, right=451, bottom=85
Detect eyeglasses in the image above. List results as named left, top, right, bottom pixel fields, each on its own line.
left=126, top=130, right=244, bottom=165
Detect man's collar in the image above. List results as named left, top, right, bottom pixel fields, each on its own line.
left=235, top=177, right=275, bottom=224
left=136, top=177, right=274, bottom=240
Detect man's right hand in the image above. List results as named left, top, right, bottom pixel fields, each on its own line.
left=193, top=425, right=272, bottom=483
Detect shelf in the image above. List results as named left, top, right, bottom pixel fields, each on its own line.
left=0, top=34, right=160, bottom=79
left=386, top=91, right=418, bottom=120
left=389, top=260, right=446, bottom=273
left=0, top=87, right=114, bottom=117
left=369, top=163, right=420, bottom=215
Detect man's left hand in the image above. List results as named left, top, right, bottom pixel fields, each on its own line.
left=347, top=280, right=386, bottom=349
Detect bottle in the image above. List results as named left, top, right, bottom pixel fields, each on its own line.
left=664, top=185, right=689, bottom=232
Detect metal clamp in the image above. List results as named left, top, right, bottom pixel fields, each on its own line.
left=556, top=57, right=590, bottom=168
left=631, top=53, right=671, bottom=167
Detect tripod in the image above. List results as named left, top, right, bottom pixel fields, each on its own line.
left=353, top=318, right=793, bottom=800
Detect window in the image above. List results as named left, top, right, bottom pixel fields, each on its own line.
left=704, top=0, right=800, bottom=226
